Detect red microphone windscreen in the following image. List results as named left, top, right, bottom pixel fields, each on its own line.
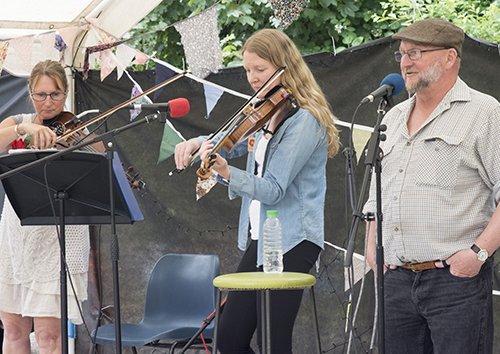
left=169, top=98, right=190, bottom=118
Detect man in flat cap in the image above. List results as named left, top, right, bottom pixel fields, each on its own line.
left=363, top=18, right=500, bottom=354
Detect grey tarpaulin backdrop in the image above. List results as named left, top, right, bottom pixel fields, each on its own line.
left=1, top=34, right=500, bottom=353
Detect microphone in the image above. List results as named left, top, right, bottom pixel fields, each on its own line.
left=360, top=73, right=405, bottom=105
left=124, top=98, right=190, bottom=118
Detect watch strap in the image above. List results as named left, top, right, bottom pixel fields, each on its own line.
left=471, top=244, right=480, bottom=254
left=471, top=243, right=488, bottom=261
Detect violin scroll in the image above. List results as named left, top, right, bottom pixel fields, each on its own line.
left=125, top=166, right=145, bottom=190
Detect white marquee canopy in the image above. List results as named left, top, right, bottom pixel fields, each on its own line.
left=0, top=0, right=162, bottom=76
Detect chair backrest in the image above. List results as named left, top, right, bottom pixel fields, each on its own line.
left=142, top=254, right=220, bottom=325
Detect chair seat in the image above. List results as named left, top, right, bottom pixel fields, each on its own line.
left=92, top=320, right=214, bottom=347
left=213, top=271, right=316, bottom=290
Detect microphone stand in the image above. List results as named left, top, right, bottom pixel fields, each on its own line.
left=0, top=111, right=163, bottom=354
left=344, top=96, right=390, bottom=354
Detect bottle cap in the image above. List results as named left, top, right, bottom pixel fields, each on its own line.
left=267, top=210, right=278, bottom=217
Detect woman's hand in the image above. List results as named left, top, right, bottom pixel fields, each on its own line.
left=19, top=123, right=57, bottom=150
left=174, top=139, right=201, bottom=171
left=199, top=140, right=231, bottom=181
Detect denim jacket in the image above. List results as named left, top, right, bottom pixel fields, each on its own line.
left=196, top=107, right=327, bottom=266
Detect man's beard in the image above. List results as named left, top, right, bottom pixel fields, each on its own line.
left=404, top=58, right=443, bottom=94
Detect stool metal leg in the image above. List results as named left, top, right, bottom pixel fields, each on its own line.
left=309, top=287, right=322, bottom=354
left=262, top=289, right=271, bottom=354
left=213, top=289, right=222, bottom=353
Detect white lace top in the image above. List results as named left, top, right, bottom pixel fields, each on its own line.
left=0, top=113, right=90, bottom=323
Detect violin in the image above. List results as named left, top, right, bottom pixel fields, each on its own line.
left=50, top=111, right=106, bottom=153
left=171, top=66, right=290, bottom=180
left=197, top=84, right=292, bottom=180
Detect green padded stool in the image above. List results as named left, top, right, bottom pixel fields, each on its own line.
left=212, top=272, right=321, bottom=354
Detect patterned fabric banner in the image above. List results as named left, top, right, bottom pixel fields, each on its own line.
left=0, top=41, right=10, bottom=76
left=270, top=0, right=309, bottom=29
left=38, top=32, right=56, bottom=59
left=174, top=4, right=223, bottom=78
left=128, top=80, right=153, bottom=121
left=115, top=44, right=137, bottom=80
left=57, top=26, right=78, bottom=53
left=10, top=35, right=34, bottom=73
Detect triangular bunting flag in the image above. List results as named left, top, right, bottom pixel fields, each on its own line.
left=129, top=82, right=153, bottom=121
left=352, top=127, right=372, bottom=163
left=0, top=41, right=10, bottom=76
left=270, top=0, right=309, bottom=29
left=158, top=120, right=185, bottom=164
left=115, top=44, right=137, bottom=80
left=154, top=62, right=175, bottom=100
left=132, top=50, right=149, bottom=65
left=100, top=49, right=117, bottom=82
left=344, top=251, right=371, bottom=291
left=203, top=83, right=224, bottom=119
left=38, top=32, right=56, bottom=59
left=57, top=26, right=79, bottom=53
left=174, top=5, right=222, bottom=78
left=196, top=172, right=219, bottom=200
left=324, top=241, right=372, bottom=292
left=10, top=35, right=34, bottom=72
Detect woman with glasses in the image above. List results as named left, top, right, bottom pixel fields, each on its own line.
left=0, top=60, right=90, bottom=354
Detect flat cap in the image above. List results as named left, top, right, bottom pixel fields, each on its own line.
left=392, top=18, right=464, bottom=57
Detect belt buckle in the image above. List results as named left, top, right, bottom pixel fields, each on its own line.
left=409, top=262, right=423, bottom=273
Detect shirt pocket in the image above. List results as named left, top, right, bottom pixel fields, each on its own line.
left=414, top=135, right=462, bottom=188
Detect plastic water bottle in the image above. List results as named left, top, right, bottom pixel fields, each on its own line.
left=263, top=210, right=283, bottom=273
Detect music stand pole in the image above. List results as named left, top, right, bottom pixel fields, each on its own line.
left=344, top=98, right=389, bottom=353
left=106, top=143, right=122, bottom=354
left=56, top=192, right=69, bottom=354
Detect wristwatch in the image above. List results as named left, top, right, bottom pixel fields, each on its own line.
left=471, top=244, right=489, bottom=261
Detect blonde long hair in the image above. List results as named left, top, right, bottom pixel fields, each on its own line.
left=28, top=60, right=68, bottom=93
left=242, top=29, right=340, bottom=157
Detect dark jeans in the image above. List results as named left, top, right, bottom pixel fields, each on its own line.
left=384, top=257, right=494, bottom=354
left=217, top=240, right=321, bottom=354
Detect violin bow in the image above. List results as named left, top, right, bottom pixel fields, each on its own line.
left=56, top=71, right=187, bottom=143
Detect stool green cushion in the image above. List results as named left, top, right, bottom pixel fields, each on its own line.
left=213, top=271, right=316, bottom=290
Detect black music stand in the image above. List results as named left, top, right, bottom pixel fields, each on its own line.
left=0, top=149, right=143, bottom=354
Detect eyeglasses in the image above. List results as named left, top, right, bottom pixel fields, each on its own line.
left=394, top=47, right=451, bottom=63
left=31, top=91, right=67, bottom=102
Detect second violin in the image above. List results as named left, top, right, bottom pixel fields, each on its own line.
left=197, top=84, right=293, bottom=180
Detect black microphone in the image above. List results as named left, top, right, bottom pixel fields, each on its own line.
left=360, top=73, right=405, bottom=105
left=123, top=98, right=190, bottom=118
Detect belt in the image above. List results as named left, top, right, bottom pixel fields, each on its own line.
left=401, top=260, right=438, bottom=272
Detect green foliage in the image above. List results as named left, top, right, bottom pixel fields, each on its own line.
left=125, top=0, right=500, bottom=71
left=126, top=0, right=388, bottom=69
left=373, top=0, right=500, bottom=44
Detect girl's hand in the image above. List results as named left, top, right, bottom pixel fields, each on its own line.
left=199, top=140, right=231, bottom=181
left=174, top=139, right=201, bottom=170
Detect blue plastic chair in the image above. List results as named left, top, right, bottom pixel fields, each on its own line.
left=91, top=253, right=220, bottom=354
